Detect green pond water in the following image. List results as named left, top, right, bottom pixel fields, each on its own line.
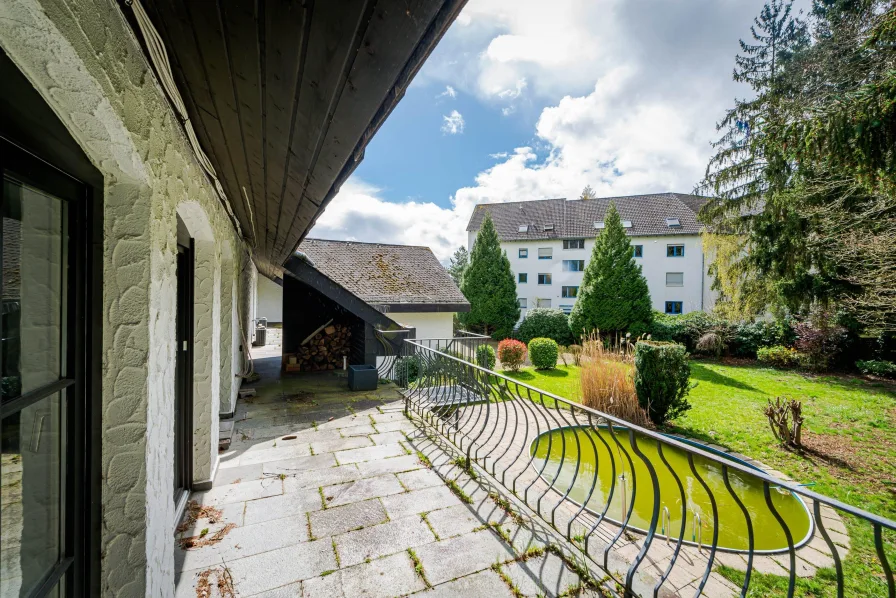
left=530, top=427, right=812, bottom=552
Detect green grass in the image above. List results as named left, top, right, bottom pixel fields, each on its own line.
left=493, top=359, right=896, bottom=597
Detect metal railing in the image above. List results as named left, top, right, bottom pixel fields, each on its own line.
left=391, top=339, right=896, bottom=598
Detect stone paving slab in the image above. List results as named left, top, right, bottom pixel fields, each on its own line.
left=223, top=538, right=336, bottom=595
left=194, top=478, right=282, bottom=507
left=214, top=462, right=264, bottom=486
left=380, top=485, right=464, bottom=520
left=355, top=454, right=423, bottom=477
left=414, top=570, right=515, bottom=598
left=500, top=551, right=582, bottom=597
left=323, top=473, right=405, bottom=507
left=244, top=488, right=322, bottom=525
left=281, top=464, right=362, bottom=492
left=261, top=453, right=337, bottom=475
left=373, top=420, right=417, bottom=433
left=303, top=551, right=426, bottom=598
left=424, top=503, right=488, bottom=540
left=339, top=423, right=378, bottom=436
left=336, top=442, right=408, bottom=464
left=414, top=529, right=516, bottom=586
left=308, top=498, right=389, bottom=538
left=311, top=435, right=373, bottom=454
left=176, top=514, right=309, bottom=572
left=333, top=514, right=436, bottom=567
left=397, top=468, right=444, bottom=491
left=369, top=431, right=408, bottom=445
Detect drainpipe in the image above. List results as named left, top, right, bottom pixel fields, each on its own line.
left=700, top=243, right=705, bottom=311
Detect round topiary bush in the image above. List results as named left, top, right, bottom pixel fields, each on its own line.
left=528, top=337, right=559, bottom=370
left=497, top=339, right=527, bottom=371
left=633, top=340, right=692, bottom=425
left=516, top=308, right=573, bottom=345
left=476, top=344, right=497, bottom=370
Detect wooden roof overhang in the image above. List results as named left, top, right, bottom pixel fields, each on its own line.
left=129, top=0, right=466, bottom=279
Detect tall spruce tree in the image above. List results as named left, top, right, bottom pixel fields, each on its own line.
left=447, top=246, right=469, bottom=288
left=569, top=202, right=652, bottom=338
left=461, top=214, right=520, bottom=338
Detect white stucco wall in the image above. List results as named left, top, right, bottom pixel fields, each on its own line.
left=256, top=275, right=283, bottom=323
left=389, top=311, right=455, bottom=340
left=0, top=1, right=254, bottom=595
left=467, top=231, right=716, bottom=320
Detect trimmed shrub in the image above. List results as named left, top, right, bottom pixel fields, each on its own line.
left=756, top=345, right=801, bottom=368
left=856, top=359, right=896, bottom=378
left=476, top=344, right=497, bottom=370
left=498, top=339, right=527, bottom=371
left=516, top=308, right=573, bottom=345
left=633, top=341, right=692, bottom=425
left=647, top=311, right=716, bottom=351
left=528, top=337, right=559, bottom=370
left=393, top=356, right=421, bottom=386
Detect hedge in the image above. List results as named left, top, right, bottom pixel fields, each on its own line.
left=516, top=308, right=574, bottom=345
left=633, top=341, right=692, bottom=425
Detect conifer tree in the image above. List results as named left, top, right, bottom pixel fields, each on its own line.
left=461, top=214, right=520, bottom=338
left=447, top=246, right=469, bottom=288
left=569, top=202, right=652, bottom=338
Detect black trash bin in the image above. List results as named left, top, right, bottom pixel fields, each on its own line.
left=348, top=364, right=378, bottom=391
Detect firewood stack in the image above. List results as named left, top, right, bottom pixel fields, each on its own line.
left=285, top=324, right=352, bottom=372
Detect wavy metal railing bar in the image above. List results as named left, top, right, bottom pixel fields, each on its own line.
left=393, top=339, right=896, bottom=597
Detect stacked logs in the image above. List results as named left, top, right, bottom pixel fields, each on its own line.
left=285, top=324, right=352, bottom=372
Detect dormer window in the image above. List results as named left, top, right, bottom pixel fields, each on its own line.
left=593, top=221, right=605, bottom=229
left=622, top=220, right=633, bottom=228
left=543, top=223, right=555, bottom=232
left=666, top=217, right=681, bottom=228
left=518, top=225, right=529, bottom=233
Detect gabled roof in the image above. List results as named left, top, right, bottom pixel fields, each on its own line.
left=298, top=239, right=469, bottom=311
left=466, top=193, right=711, bottom=241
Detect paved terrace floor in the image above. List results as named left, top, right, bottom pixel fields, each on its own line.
left=174, top=347, right=602, bottom=598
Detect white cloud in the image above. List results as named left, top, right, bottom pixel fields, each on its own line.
left=437, top=85, right=457, bottom=99
left=312, top=0, right=800, bottom=261
left=441, top=110, right=465, bottom=134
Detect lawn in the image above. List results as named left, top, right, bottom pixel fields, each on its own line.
left=497, top=359, right=896, bottom=597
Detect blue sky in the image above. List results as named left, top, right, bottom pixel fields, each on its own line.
left=310, top=0, right=798, bottom=261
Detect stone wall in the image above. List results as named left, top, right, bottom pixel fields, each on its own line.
left=0, top=0, right=255, bottom=595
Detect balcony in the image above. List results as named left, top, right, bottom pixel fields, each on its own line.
left=173, top=337, right=896, bottom=597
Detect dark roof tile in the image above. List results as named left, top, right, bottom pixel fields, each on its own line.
left=298, top=239, right=468, bottom=307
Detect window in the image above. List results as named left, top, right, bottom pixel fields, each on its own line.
left=633, top=245, right=643, bottom=258
left=537, top=298, right=552, bottom=308
left=593, top=221, right=605, bottom=229
left=666, top=217, right=681, bottom=228
left=518, top=298, right=527, bottom=308
left=543, top=223, right=555, bottom=232
left=622, top=220, right=633, bottom=228
left=537, top=247, right=552, bottom=260
left=666, top=272, right=684, bottom=287
left=667, top=244, right=684, bottom=257
left=563, top=239, right=585, bottom=249
left=561, top=286, right=579, bottom=298
left=518, top=248, right=528, bottom=258
left=562, top=259, right=585, bottom=272
left=537, top=273, right=552, bottom=285
left=518, top=273, right=528, bottom=283
left=665, top=301, right=683, bottom=315
left=518, top=225, right=529, bottom=233
left=559, top=304, right=573, bottom=315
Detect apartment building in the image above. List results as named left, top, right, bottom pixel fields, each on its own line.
left=466, top=194, right=717, bottom=320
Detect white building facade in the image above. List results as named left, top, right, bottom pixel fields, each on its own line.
left=466, top=194, right=717, bottom=321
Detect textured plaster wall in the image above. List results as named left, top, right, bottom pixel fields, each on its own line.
left=0, top=0, right=254, bottom=595
left=219, top=244, right=235, bottom=415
